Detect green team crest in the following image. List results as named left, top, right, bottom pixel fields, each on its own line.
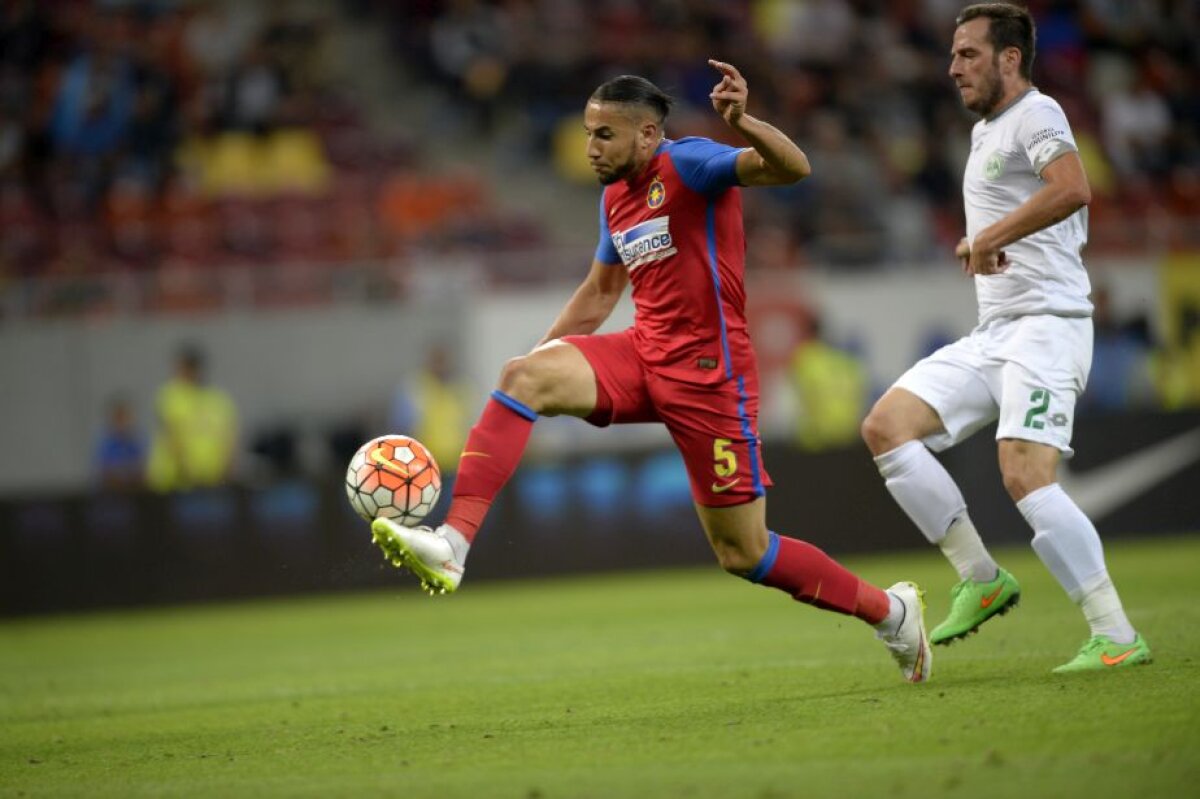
left=984, top=152, right=1004, bottom=180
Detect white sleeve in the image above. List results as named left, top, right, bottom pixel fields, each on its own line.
left=1019, top=99, right=1078, bottom=176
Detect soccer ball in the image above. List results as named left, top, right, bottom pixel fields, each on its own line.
left=345, top=434, right=441, bottom=525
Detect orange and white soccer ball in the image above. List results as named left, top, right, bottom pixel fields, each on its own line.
left=345, top=434, right=441, bottom=525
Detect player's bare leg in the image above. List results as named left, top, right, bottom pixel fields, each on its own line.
left=373, top=341, right=598, bottom=594
left=696, top=498, right=931, bottom=683
left=863, top=388, right=1018, bottom=643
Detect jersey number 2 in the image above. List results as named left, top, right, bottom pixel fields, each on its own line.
left=1023, top=388, right=1050, bottom=430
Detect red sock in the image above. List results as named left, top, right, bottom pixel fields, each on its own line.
left=445, top=391, right=536, bottom=542
left=754, top=533, right=890, bottom=624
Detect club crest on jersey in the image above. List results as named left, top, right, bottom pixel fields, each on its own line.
left=611, top=216, right=676, bottom=270
left=647, top=176, right=666, bottom=209
left=984, top=152, right=1004, bottom=180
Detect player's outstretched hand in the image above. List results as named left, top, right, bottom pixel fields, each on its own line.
left=709, top=59, right=747, bottom=125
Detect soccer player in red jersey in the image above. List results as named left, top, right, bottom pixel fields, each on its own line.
left=373, top=60, right=932, bottom=682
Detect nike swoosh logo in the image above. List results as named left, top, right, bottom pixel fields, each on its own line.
left=370, top=448, right=410, bottom=477
left=1058, top=427, right=1200, bottom=521
left=460, top=451, right=492, bottom=459
left=711, top=478, right=741, bottom=494
left=980, top=586, right=1004, bottom=608
left=1101, top=647, right=1140, bottom=666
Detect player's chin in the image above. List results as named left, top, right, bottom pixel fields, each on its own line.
left=594, top=169, right=619, bottom=186
left=963, top=94, right=995, bottom=116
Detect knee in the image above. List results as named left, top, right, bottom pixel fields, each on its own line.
left=711, top=533, right=768, bottom=576
left=1000, top=459, right=1054, bottom=502
left=861, top=405, right=907, bottom=456
left=497, top=355, right=547, bottom=412
left=715, top=546, right=761, bottom=577
left=999, top=442, right=1058, bottom=502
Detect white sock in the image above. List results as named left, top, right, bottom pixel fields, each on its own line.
left=1018, top=483, right=1134, bottom=641
left=874, top=441, right=997, bottom=580
left=874, top=442, right=963, bottom=543
left=940, top=516, right=1000, bottom=582
left=1073, top=572, right=1137, bottom=644
left=873, top=591, right=905, bottom=636
left=1019, top=483, right=1105, bottom=595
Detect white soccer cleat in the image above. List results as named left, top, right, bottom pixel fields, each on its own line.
left=370, top=518, right=466, bottom=595
left=877, top=581, right=932, bottom=683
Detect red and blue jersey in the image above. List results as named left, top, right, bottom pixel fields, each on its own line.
left=595, top=137, right=754, bottom=386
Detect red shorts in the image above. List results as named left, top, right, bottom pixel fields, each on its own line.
left=563, top=329, right=772, bottom=507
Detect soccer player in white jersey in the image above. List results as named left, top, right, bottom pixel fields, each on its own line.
left=860, top=3, right=1151, bottom=672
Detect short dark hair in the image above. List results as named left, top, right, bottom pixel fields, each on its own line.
left=957, top=3, right=1036, bottom=80
left=590, top=75, right=673, bottom=124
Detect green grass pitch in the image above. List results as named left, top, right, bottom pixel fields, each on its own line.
left=2, top=535, right=1198, bottom=798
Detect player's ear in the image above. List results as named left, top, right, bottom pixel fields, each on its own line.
left=1003, top=46, right=1021, bottom=76
left=640, top=120, right=660, bottom=147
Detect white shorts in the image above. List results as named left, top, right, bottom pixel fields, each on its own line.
left=893, top=315, right=1092, bottom=457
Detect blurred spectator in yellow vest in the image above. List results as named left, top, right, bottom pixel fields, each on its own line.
left=146, top=345, right=238, bottom=491
left=789, top=318, right=870, bottom=451
left=389, top=345, right=474, bottom=474
left=1151, top=342, right=1200, bottom=410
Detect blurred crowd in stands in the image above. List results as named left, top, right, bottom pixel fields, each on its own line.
left=379, top=0, right=1198, bottom=265
left=0, top=0, right=535, bottom=303
left=0, top=0, right=1197, bottom=297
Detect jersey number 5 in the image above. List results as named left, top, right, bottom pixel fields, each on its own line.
left=713, top=438, right=739, bottom=478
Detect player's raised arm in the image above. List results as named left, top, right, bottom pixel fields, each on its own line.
left=535, top=258, right=629, bottom=349
left=708, top=59, right=811, bottom=187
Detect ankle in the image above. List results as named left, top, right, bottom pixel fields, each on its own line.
left=873, top=591, right=905, bottom=635
left=445, top=497, right=489, bottom=542
left=440, top=524, right=471, bottom=563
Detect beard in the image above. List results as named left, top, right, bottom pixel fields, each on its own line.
left=595, top=158, right=636, bottom=185
left=965, top=58, right=1006, bottom=116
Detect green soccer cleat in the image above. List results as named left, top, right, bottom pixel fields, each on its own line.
left=371, top=518, right=465, bottom=595
left=1052, top=634, right=1152, bottom=674
left=929, top=567, right=1021, bottom=645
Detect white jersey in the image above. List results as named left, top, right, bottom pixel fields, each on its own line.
left=964, top=88, right=1092, bottom=325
